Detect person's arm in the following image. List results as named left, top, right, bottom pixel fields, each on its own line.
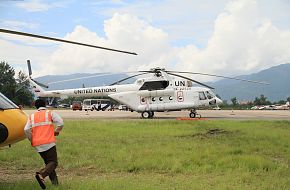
left=51, top=112, right=64, bottom=136
left=24, top=118, right=32, bottom=142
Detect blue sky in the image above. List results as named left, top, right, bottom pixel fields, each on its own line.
left=0, top=0, right=290, bottom=79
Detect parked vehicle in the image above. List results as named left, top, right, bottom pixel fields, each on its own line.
left=72, top=101, right=82, bottom=111
left=58, top=104, right=70, bottom=108
left=82, top=99, right=112, bottom=111
left=213, top=106, right=221, bottom=110
left=118, top=104, right=128, bottom=111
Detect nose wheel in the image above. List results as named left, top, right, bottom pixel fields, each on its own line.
left=189, top=109, right=201, bottom=118
left=141, top=111, right=154, bottom=119
left=189, top=112, right=196, bottom=118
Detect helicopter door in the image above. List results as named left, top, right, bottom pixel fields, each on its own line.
left=198, top=92, right=208, bottom=106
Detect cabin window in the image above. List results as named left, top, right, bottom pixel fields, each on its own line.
left=169, top=96, right=173, bottom=100
left=159, top=97, right=163, bottom=101
left=152, top=97, right=156, bottom=102
left=199, top=92, right=207, bottom=100
left=139, top=80, right=169, bottom=91
left=141, top=97, right=146, bottom=103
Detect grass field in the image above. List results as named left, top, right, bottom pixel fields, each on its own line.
left=1, top=119, right=290, bottom=189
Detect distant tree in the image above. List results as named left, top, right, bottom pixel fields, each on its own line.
left=15, top=71, right=34, bottom=106
left=0, top=61, right=16, bottom=100
left=231, top=97, right=238, bottom=107
left=260, top=94, right=266, bottom=104
left=0, top=62, right=34, bottom=106
left=253, top=97, right=261, bottom=105
left=222, top=100, right=228, bottom=105
left=277, top=100, right=286, bottom=105
left=254, top=94, right=271, bottom=105
left=287, top=97, right=290, bottom=102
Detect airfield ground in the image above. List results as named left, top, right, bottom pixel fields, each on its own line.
left=24, top=109, right=290, bottom=120
left=1, top=111, right=290, bottom=189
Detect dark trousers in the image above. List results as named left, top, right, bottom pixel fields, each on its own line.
left=38, top=146, right=58, bottom=185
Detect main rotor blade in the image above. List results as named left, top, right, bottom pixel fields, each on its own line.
left=47, top=71, right=140, bottom=85
left=167, top=72, right=215, bottom=89
left=167, top=71, right=270, bottom=85
left=0, top=28, right=137, bottom=55
left=47, top=73, right=110, bottom=85
left=110, top=73, right=148, bottom=86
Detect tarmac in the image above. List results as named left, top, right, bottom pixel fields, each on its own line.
left=23, top=109, right=290, bottom=120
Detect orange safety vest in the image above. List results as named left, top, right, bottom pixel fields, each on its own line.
left=31, top=110, right=55, bottom=147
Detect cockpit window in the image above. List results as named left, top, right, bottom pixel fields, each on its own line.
left=205, top=91, right=213, bottom=99
left=205, top=91, right=215, bottom=99
left=0, top=93, right=18, bottom=110
left=199, top=92, right=207, bottom=100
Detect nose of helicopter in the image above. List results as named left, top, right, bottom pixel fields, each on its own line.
left=216, top=97, right=223, bottom=105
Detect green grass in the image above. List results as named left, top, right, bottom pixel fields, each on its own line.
left=1, top=120, right=290, bottom=189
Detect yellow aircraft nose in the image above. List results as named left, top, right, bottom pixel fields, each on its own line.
left=0, top=109, right=27, bottom=147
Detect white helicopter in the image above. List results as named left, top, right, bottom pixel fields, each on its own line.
left=28, top=61, right=269, bottom=119
left=28, top=64, right=223, bottom=118
left=0, top=28, right=268, bottom=118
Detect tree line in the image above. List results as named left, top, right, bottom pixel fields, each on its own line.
left=220, top=95, right=290, bottom=109
left=0, top=61, right=34, bottom=106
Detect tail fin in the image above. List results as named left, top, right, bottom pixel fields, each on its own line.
left=286, top=102, right=289, bottom=106
left=27, top=60, right=32, bottom=76
left=29, top=78, right=46, bottom=97
left=27, top=60, right=48, bottom=97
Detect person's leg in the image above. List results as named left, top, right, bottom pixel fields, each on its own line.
left=39, top=146, right=58, bottom=184
left=49, top=170, right=58, bottom=185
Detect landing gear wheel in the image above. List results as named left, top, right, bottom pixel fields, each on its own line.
left=149, top=111, right=154, bottom=118
left=141, top=111, right=154, bottom=119
left=141, top=111, right=150, bottom=118
left=189, top=112, right=196, bottom=118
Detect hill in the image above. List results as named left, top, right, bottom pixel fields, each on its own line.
left=211, top=63, right=290, bottom=102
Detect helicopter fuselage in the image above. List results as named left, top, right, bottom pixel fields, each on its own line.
left=31, top=77, right=222, bottom=114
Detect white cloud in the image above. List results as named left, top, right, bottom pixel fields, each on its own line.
left=0, top=38, right=55, bottom=77
left=0, top=20, right=38, bottom=30
left=16, top=0, right=66, bottom=12
left=48, top=1, right=290, bottom=79
left=97, top=0, right=228, bottom=46
left=2, top=0, right=290, bottom=83
left=47, top=13, right=170, bottom=75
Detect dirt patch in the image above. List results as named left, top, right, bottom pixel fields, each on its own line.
left=177, top=128, right=234, bottom=139
left=0, top=167, right=34, bottom=183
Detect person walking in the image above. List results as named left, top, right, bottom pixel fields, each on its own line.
left=24, top=99, right=64, bottom=189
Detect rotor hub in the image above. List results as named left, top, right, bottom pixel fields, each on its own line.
left=150, top=67, right=166, bottom=77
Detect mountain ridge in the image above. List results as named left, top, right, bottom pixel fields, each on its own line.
left=210, top=63, right=290, bottom=102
